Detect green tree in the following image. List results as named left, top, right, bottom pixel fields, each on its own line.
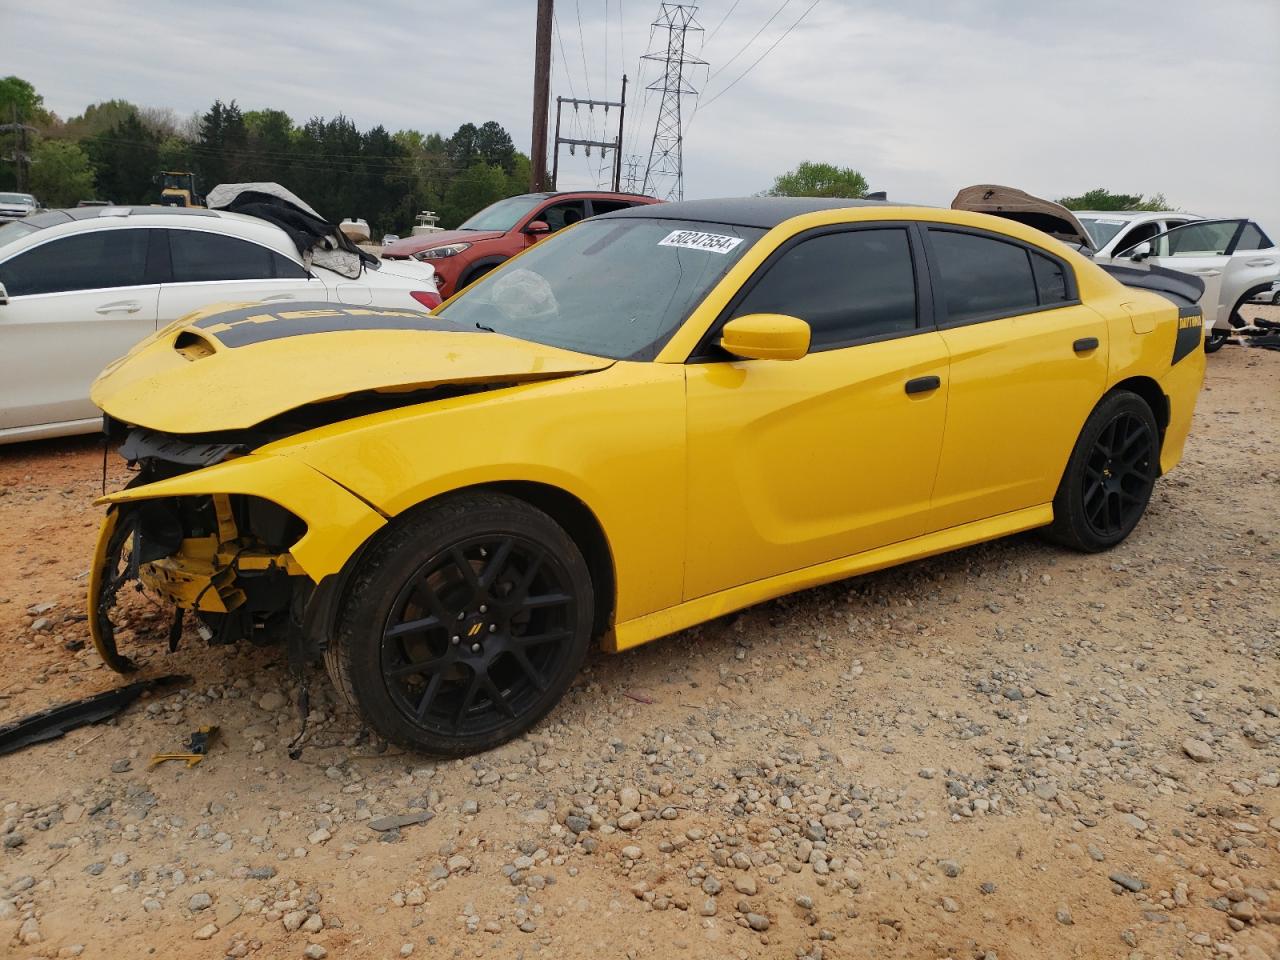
left=0, top=76, right=50, bottom=125
left=440, top=163, right=510, bottom=227
left=62, top=99, right=140, bottom=140
left=84, top=113, right=161, bottom=203
left=28, top=139, right=96, bottom=206
left=766, top=161, right=868, bottom=198
left=1057, top=188, right=1173, bottom=212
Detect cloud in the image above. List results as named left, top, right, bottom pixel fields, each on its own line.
left=4, top=0, right=1277, bottom=227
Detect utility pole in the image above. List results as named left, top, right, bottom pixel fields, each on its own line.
left=530, top=0, right=554, bottom=192
left=641, top=3, right=705, bottom=202
left=550, top=75, right=628, bottom=192
left=2, top=106, right=37, bottom=193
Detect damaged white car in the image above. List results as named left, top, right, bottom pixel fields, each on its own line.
left=0, top=184, right=440, bottom=443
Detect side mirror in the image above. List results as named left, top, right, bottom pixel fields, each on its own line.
left=1127, top=241, right=1152, bottom=261
left=525, top=220, right=550, bottom=235
left=719, top=313, right=810, bottom=361
left=0, top=281, right=8, bottom=306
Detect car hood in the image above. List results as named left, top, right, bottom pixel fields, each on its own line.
left=382, top=229, right=506, bottom=257
left=952, top=184, right=1094, bottom=251
left=91, top=301, right=613, bottom=434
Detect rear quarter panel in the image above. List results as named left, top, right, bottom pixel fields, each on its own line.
left=1091, top=279, right=1205, bottom=474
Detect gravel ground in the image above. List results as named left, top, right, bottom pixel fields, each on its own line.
left=1, top=315, right=1277, bottom=960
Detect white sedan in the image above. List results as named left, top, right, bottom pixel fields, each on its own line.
left=0, top=205, right=439, bottom=443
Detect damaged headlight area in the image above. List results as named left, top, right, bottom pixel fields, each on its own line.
left=90, top=426, right=314, bottom=672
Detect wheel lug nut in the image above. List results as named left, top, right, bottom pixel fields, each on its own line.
left=451, top=635, right=460, bottom=644
left=479, top=604, right=488, bottom=613
left=489, top=624, right=497, bottom=633
left=456, top=611, right=465, bottom=621
left=471, top=643, right=481, bottom=653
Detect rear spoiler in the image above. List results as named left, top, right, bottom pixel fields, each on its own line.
left=1097, top=262, right=1205, bottom=311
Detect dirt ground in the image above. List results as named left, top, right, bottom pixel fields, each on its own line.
left=1, top=316, right=1278, bottom=960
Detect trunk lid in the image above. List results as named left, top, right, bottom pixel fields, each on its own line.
left=952, top=184, right=1095, bottom=251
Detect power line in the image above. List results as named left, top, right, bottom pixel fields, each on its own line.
left=705, top=0, right=741, bottom=43
left=707, top=0, right=789, bottom=82
left=698, top=0, right=819, bottom=112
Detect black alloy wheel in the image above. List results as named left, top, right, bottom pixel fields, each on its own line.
left=1079, top=411, right=1156, bottom=540
left=1045, top=390, right=1159, bottom=553
left=382, top=534, right=576, bottom=737
left=327, top=492, right=593, bottom=756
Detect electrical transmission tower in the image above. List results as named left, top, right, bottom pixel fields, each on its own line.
left=622, top=155, right=644, bottom=193
left=641, top=3, right=705, bottom=201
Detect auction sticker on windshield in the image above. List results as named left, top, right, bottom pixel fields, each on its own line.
left=658, top=230, right=745, bottom=254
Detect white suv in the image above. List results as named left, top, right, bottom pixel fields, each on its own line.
left=0, top=206, right=440, bottom=443
left=1075, top=211, right=1201, bottom=258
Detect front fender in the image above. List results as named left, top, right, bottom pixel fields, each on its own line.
left=97, top=454, right=386, bottom=582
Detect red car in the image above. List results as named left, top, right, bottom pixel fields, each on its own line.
left=382, top=190, right=660, bottom=298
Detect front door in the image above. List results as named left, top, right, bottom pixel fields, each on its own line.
left=0, top=227, right=161, bottom=432
left=923, top=226, right=1109, bottom=530
left=683, top=225, right=949, bottom=600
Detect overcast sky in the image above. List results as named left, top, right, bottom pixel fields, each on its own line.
left=4, top=0, right=1278, bottom=229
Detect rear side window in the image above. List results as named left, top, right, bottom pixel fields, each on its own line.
left=0, top=229, right=150, bottom=296
left=732, top=228, right=917, bottom=349
left=169, top=230, right=307, bottom=282
left=1235, top=223, right=1271, bottom=252
left=928, top=230, right=1039, bottom=324
left=1030, top=251, right=1069, bottom=304
left=589, top=199, right=635, bottom=216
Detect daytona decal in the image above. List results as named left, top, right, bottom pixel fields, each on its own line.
left=1172, top=306, right=1202, bottom=365
left=658, top=230, right=745, bottom=254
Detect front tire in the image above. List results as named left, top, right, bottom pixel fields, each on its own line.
left=326, top=492, right=593, bottom=757
left=1204, top=330, right=1229, bottom=353
left=1045, top=391, right=1159, bottom=553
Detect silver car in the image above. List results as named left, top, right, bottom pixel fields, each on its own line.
left=1250, top=279, right=1280, bottom=305
left=0, top=192, right=38, bottom=223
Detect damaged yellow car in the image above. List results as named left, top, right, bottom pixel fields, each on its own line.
left=89, top=198, right=1207, bottom=756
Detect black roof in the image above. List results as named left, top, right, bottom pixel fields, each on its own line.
left=598, top=196, right=898, bottom=229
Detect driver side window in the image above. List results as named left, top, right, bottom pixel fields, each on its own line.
left=1155, top=221, right=1239, bottom=257
left=536, top=200, right=587, bottom=232
left=1115, top=222, right=1160, bottom=254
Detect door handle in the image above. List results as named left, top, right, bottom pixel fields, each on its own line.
left=1190, top=269, right=1221, bottom=277
left=1073, top=337, right=1099, bottom=353
left=904, top=375, right=941, bottom=395
left=1245, top=258, right=1276, bottom=268
left=95, top=302, right=141, bottom=315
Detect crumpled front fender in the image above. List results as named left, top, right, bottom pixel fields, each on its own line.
left=96, top=454, right=386, bottom=582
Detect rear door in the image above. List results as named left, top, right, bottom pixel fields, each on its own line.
left=683, top=224, right=949, bottom=599
left=157, top=227, right=324, bottom=321
left=0, top=227, right=161, bottom=431
left=924, top=226, right=1109, bottom=531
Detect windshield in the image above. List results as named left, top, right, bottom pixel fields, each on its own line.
left=437, top=217, right=765, bottom=360
left=1077, top=216, right=1129, bottom=248
left=457, top=195, right=545, bottom=232
left=0, top=193, right=33, bottom=204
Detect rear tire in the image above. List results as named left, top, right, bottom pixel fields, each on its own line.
left=1044, top=391, right=1159, bottom=553
left=1204, top=330, right=1228, bottom=353
left=326, top=492, right=593, bottom=757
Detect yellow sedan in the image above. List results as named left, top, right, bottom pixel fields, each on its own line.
left=88, top=198, right=1206, bottom=756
